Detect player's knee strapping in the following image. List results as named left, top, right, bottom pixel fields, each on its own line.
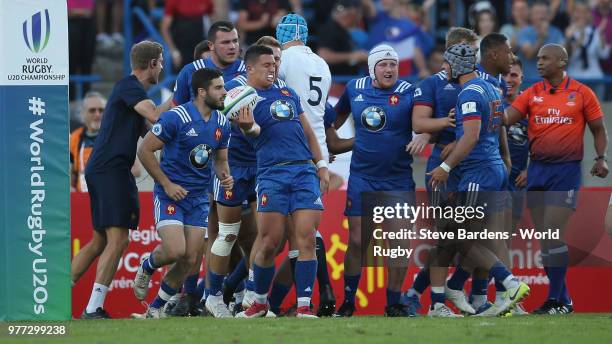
left=211, top=221, right=240, bottom=256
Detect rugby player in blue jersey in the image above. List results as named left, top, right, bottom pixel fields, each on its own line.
left=234, top=45, right=329, bottom=318
left=133, top=68, right=233, bottom=318
left=332, top=45, right=416, bottom=317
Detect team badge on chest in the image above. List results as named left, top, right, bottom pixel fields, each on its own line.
left=189, top=144, right=213, bottom=169
left=388, top=94, right=399, bottom=106
left=361, top=106, right=386, bottom=132
left=270, top=99, right=294, bottom=121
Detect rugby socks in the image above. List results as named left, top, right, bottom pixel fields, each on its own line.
left=447, top=265, right=470, bottom=290
left=289, top=250, right=299, bottom=282
left=412, top=268, right=430, bottom=295
left=234, top=280, right=246, bottom=305
left=560, top=282, right=572, bottom=305
left=268, top=282, right=291, bottom=314
left=86, top=283, right=109, bottom=313
left=246, top=268, right=255, bottom=293
left=252, top=263, right=275, bottom=304
left=295, top=260, right=317, bottom=308
left=342, top=274, right=361, bottom=305
left=386, top=288, right=401, bottom=306
left=546, top=244, right=569, bottom=301
left=315, top=237, right=332, bottom=288
left=471, top=278, right=488, bottom=309
left=207, top=270, right=225, bottom=297
left=196, top=278, right=206, bottom=301
left=150, top=281, right=177, bottom=309
left=489, top=261, right=519, bottom=290
left=225, top=257, right=248, bottom=294
left=142, top=254, right=157, bottom=274
left=183, top=273, right=199, bottom=296
left=430, top=286, right=446, bottom=307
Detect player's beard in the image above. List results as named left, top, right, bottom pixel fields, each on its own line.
left=205, top=95, right=224, bottom=110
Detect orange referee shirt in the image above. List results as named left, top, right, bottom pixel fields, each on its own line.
left=511, top=75, right=603, bottom=163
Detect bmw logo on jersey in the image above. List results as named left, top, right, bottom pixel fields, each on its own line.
left=361, top=106, right=386, bottom=131
left=270, top=99, right=294, bottom=120
left=189, top=144, right=213, bottom=169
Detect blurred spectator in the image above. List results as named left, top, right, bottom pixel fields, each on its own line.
left=317, top=0, right=369, bottom=76
left=96, top=0, right=124, bottom=50
left=549, top=0, right=571, bottom=32
left=235, top=0, right=291, bottom=46
left=565, top=1, right=610, bottom=80
left=500, top=0, right=529, bottom=53
left=366, top=0, right=431, bottom=77
left=68, top=0, right=96, bottom=101
left=517, top=0, right=565, bottom=78
left=70, top=92, right=141, bottom=192
left=473, top=4, right=496, bottom=38
left=426, top=45, right=445, bottom=73
left=160, top=0, right=213, bottom=72
left=593, top=0, right=612, bottom=77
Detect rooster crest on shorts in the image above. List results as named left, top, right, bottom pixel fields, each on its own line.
left=166, top=204, right=176, bottom=215
left=224, top=189, right=233, bottom=200
left=260, top=194, right=268, bottom=206
left=189, top=144, right=212, bottom=169
left=361, top=106, right=386, bottom=131
left=270, top=99, right=294, bottom=120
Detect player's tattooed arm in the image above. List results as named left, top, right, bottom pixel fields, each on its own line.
left=138, top=132, right=188, bottom=201
left=236, top=106, right=260, bottom=137
left=214, top=148, right=234, bottom=191
left=301, top=113, right=330, bottom=193
left=325, top=125, right=354, bottom=154
left=413, top=105, right=455, bottom=134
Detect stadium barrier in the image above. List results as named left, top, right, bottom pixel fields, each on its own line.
left=71, top=189, right=612, bottom=318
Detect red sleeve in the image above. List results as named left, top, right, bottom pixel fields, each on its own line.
left=581, top=85, right=604, bottom=122
left=164, top=0, right=177, bottom=16
left=511, top=86, right=532, bottom=115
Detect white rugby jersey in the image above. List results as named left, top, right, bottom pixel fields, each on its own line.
left=279, top=45, right=332, bottom=159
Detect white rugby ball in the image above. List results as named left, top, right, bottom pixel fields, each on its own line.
left=222, top=85, right=259, bottom=120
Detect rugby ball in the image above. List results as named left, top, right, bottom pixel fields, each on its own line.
left=222, top=85, right=260, bottom=120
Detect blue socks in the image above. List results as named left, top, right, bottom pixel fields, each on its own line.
left=207, top=270, right=225, bottom=297
left=489, top=261, right=511, bottom=285
left=546, top=244, right=569, bottom=302
left=386, top=289, right=401, bottom=306
left=295, top=260, right=317, bottom=308
left=268, top=282, right=291, bottom=313
left=142, top=254, right=157, bottom=274
left=151, top=281, right=177, bottom=309
left=343, top=274, right=361, bottom=305
left=413, top=268, right=430, bottom=294
left=447, top=265, right=470, bottom=290
left=225, top=257, right=248, bottom=294
left=252, top=263, right=275, bottom=299
left=183, top=273, right=198, bottom=295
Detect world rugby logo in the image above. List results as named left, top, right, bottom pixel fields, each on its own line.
left=361, top=106, right=386, bottom=131
left=23, top=9, right=51, bottom=53
left=189, top=144, right=212, bottom=169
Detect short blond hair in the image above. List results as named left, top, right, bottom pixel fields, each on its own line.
left=445, top=27, right=479, bottom=49
left=130, top=40, right=163, bottom=70
left=255, top=36, right=281, bottom=49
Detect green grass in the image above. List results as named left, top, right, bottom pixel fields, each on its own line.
left=2, top=314, right=612, bottom=344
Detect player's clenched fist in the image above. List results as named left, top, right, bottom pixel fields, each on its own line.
left=318, top=167, right=330, bottom=194
left=427, top=166, right=449, bottom=190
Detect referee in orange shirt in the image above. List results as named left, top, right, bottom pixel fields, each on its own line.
left=505, top=44, right=608, bottom=315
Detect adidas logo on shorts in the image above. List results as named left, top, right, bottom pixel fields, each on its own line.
left=314, top=197, right=323, bottom=206
left=186, top=128, right=198, bottom=136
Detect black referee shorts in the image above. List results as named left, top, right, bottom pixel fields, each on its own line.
left=86, top=170, right=139, bottom=232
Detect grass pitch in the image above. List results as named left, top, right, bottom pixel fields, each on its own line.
left=2, top=314, right=611, bottom=344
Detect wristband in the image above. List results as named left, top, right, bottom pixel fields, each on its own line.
left=316, top=160, right=328, bottom=170
left=440, top=162, right=452, bottom=173
left=244, top=123, right=260, bottom=135
left=595, top=155, right=607, bottom=162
